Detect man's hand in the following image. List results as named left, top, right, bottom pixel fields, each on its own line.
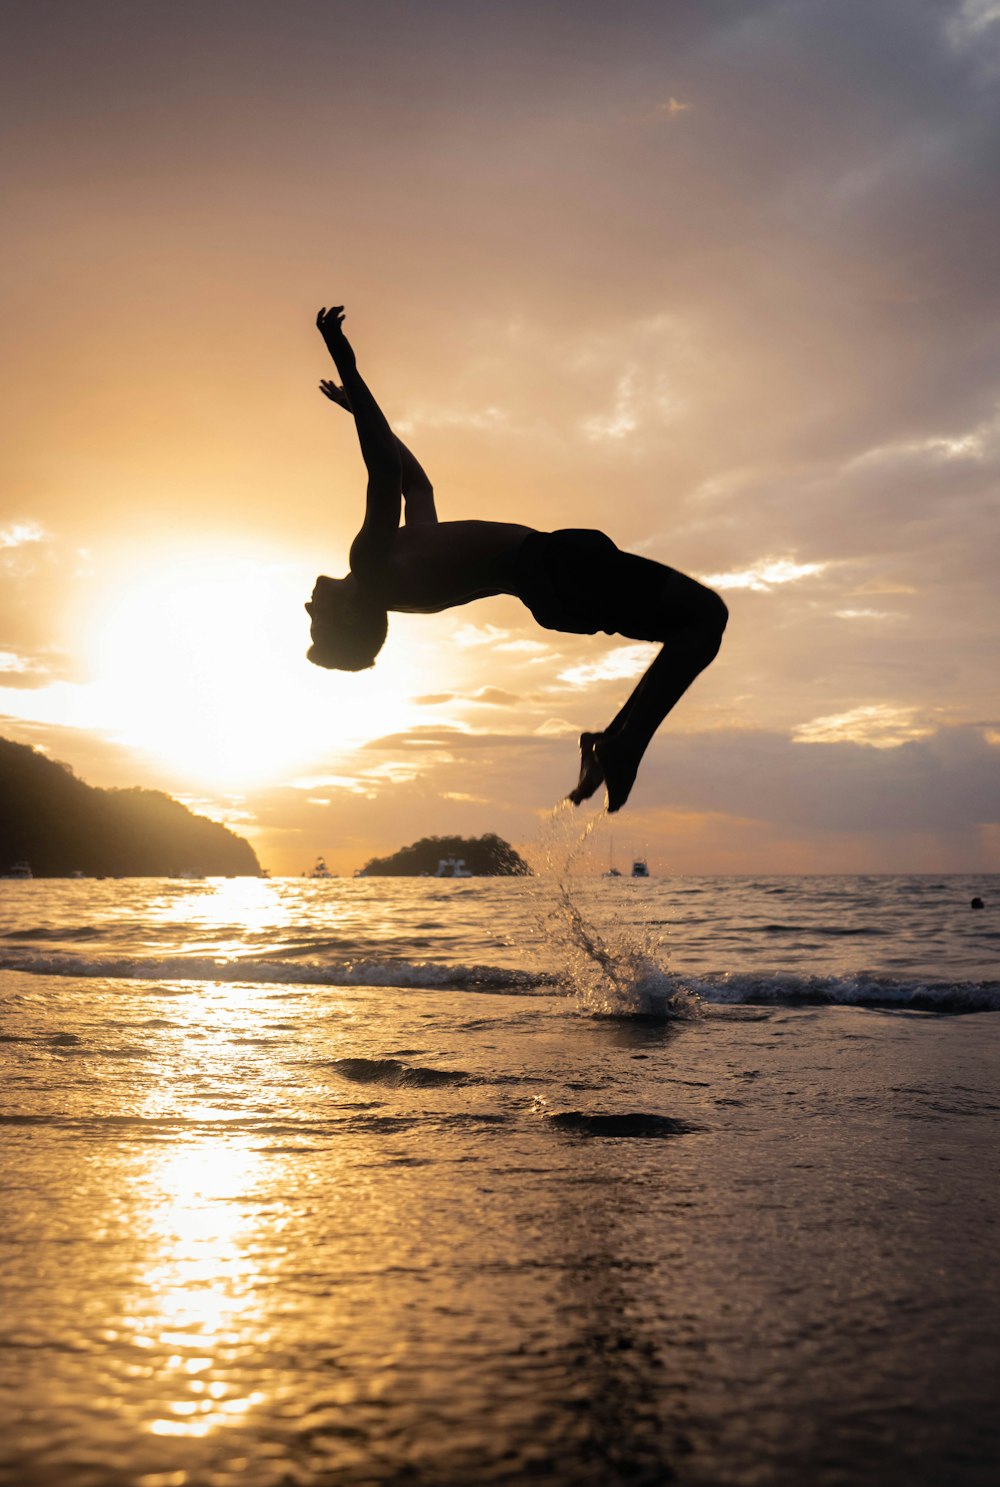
left=316, top=305, right=357, bottom=373
left=316, top=304, right=345, bottom=338
left=319, top=378, right=353, bottom=411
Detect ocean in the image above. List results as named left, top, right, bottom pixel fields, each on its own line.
left=2, top=845, right=999, bottom=1485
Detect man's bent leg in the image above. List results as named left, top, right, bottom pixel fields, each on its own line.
left=597, top=617, right=725, bottom=810
left=568, top=561, right=728, bottom=812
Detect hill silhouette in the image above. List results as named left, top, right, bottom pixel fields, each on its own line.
left=0, top=737, right=261, bottom=877
left=360, top=833, right=531, bottom=877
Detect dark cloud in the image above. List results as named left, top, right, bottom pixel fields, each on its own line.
left=640, top=724, right=1000, bottom=834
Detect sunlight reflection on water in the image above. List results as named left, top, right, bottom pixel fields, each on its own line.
left=121, top=1141, right=270, bottom=1440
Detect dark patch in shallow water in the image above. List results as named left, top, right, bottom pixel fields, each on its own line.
left=327, top=1056, right=470, bottom=1088
left=546, top=1111, right=695, bottom=1138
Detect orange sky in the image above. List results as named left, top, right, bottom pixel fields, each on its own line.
left=2, top=0, right=999, bottom=875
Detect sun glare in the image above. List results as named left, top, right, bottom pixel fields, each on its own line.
left=83, top=550, right=424, bottom=788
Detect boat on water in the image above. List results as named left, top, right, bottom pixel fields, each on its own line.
left=603, top=836, right=622, bottom=877
left=308, top=856, right=334, bottom=879
left=435, top=856, right=473, bottom=878
left=631, top=858, right=650, bottom=878
left=3, top=862, right=33, bottom=880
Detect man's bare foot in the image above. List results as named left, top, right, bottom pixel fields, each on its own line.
left=567, top=732, right=605, bottom=804
left=594, top=735, right=641, bottom=813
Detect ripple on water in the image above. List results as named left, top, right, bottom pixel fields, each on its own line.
left=326, top=1057, right=472, bottom=1088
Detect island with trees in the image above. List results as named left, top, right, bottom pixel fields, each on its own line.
left=0, top=737, right=261, bottom=878
left=358, top=833, right=531, bottom=877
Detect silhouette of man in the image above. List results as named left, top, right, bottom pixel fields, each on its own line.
left=306, top=307, right=728, bottom=812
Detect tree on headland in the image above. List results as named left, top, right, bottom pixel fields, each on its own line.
left=360, top=833, right=531, bottom=877
left=0, top=737, right=261, bottom=877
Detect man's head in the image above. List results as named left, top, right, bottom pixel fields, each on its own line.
left=305, top=575, right=388, bottom=672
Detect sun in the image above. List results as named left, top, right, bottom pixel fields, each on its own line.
left=83, top=546, right=423, bottom=788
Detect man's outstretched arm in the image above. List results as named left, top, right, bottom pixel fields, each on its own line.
left=319, top=378, right=438, bottom=526
left=316, top=307, right=402, bottom=551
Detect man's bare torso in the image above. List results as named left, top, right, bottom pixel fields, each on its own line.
left=352, top=519, right=534, bottom=613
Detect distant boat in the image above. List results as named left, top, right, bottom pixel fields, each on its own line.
left=603, top=836, right=622, bottom=877
left=3, top=861, right=33, bottom=880
left=435, top=855, right=473, bottom=878
left=631, top=859, right=650, bottom=878
left=308, top=856, right=334, bottom=879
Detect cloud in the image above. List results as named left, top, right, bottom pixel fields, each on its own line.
left=0, top=523, right=45, bottom=548
left=582, top=368, right=640, bottom=442
left=451, top=623, right=511, bottom=648
left=793, top=703, right=931, bottom=748
left=361, top=726, right=472, bottom=752
left=395, top=404, right=508, bottom=436
left=469, top=686, right=519, bottom=705
left=496, top=639, right=552, bottom=655
left=288, top=773, right=370, bottom=794
left=633, top=723, right=1000, bottom=836
left=946, top=0, right=1000, bottom=51
left=0, top=651, right=54, bottom=689
left=657, top=97, right=692, bottom=117
left=699, top=557, right=829, bottom=593
left=834, top=608, right=898, bottom=621
left=558, top=644, right=656, bottom=687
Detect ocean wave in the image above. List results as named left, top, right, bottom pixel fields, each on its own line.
left=0, top=948, right=552, bottom=994
left=1, top=948, right=997, bottom=1012
left=688, top=970, right=1000, bottom=1014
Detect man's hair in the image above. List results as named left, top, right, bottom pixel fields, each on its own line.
left=307, top=582, right=388, bottom=672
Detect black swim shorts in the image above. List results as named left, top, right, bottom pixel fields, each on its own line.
left=513, top=528, right=677, bottom=642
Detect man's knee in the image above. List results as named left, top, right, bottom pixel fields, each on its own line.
left=702, top=586, right=728, bottom=638
left=677, top=581, right=727, bottom=642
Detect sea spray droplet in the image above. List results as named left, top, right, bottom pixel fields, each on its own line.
left=527, top=807, right=700, bottom=1019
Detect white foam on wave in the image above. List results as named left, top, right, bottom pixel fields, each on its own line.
left=0, top=949, right=551, bottom=994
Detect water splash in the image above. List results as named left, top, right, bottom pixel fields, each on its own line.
left=529, top=803, right=700, bottom=1019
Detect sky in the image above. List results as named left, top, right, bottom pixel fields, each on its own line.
left=2, top=0, right=999, bottom=876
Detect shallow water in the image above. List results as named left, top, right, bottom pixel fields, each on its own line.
left=2, top=869, right=998, bottom=1007
left=2, top=873, right=999, bottom=1485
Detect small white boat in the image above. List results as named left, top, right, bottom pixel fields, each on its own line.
left=435, top=856, right=473, bottom=878
left=4, top=861, right=33, bottom=880
left=308, top=856, right=334, bottom=879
